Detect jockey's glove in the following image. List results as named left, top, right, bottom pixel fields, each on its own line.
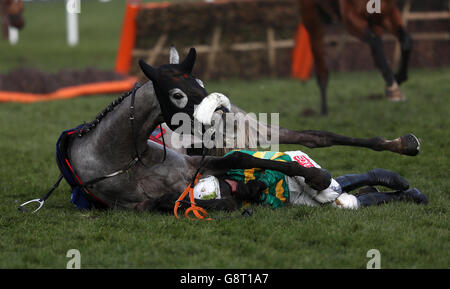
left=234, top=180, right=267, bottom=202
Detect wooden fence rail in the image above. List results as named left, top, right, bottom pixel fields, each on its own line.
left=129, top=1, right=449, bottom=79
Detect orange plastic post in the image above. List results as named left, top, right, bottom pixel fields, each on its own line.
left=115, top=1, right=171, bottom=75
left=0, top=77, right=137, bottom=103
left=115, top=0, right=142, bottom=75
left=291, top=23, right=314, bottom=81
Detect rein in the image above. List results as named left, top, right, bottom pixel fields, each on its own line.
left=129, top=83, right=148, bottom=166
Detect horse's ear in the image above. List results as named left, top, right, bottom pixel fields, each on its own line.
left=169, top=45, right=180, bottom=64
left=139, top=59, right=158, bottom=82
left=180, top=48, right=196, bottom=74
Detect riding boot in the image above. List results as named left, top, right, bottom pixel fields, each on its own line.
left=357, top=188, right=428, bottom=207
left=335, top=168, right=409, bottom=193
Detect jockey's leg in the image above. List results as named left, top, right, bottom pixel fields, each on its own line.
left=334, top=168, right=409, bottom=192
left=333, top=188, right=428, bottom=209
left=356, top=188, right=428, bottom=207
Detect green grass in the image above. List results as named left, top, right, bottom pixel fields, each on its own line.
left=0, top=0, right=127, bottom=72
left=0, top=0, right=449, bottom=269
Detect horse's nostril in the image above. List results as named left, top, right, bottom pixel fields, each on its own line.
left=216, top=106, right=229, bottom=113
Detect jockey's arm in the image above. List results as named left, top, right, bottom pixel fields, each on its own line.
left=225, top=179, right=267, bottom=203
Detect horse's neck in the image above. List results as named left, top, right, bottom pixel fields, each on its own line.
left=73, top=81, right=162, bottom=169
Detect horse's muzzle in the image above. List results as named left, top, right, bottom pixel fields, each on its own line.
left=193, top=92, right=231, bottom=126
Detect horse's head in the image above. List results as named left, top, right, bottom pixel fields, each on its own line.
left=139, top=47, right=230, bottom=132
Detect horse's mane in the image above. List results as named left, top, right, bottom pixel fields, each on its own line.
left=76, top=89, right=134, bottom=137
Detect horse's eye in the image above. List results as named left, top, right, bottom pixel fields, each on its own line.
left=173, top=93, right=183, bottom=100
left=169, top=88, right=188, bottom=109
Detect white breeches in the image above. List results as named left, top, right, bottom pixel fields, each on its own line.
left=285, top=150, right=360, bottom=209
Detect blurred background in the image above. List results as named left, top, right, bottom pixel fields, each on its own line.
left=1, top=0, right=448, bottom=96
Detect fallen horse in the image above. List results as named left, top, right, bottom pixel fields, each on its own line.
left=19, top=47, right=422, bottom=216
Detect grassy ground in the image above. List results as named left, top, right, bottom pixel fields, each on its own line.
left=0, top=1, right=449, bottom=269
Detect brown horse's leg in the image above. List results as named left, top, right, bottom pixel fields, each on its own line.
left=278, top=127, right=420, bottom=156
left=388, top=7, right=412, bottom=85
left=340, top=1, right=404, bottom=101
left=300, top=0, right=329, bottom=115
left=1, top=3, right=9, bottom=39
left=362, top=28, right=396, bottom=87
left=395, top=27, right=412, bottom=85
left=6, top=0, right=24, bottom=29
left=363, top=28, right=406, bottom=101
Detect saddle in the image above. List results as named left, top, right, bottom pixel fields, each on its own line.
left=56, top=125, right=109, bottom=210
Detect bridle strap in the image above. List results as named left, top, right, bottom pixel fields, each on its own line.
left=82, top=156, right=140, bottom=188
left=129, top=83, right=146, bottom=166
left=160, top=123, right=167, bottom=163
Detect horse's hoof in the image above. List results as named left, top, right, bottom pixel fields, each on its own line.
left=400, top=133, right=420, bottom=156
left=386, top=83, right=406, bottom=102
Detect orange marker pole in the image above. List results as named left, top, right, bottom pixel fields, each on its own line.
left=115, top=0, right=142, bottom=75
left=291, top=23, right=314, bottom=81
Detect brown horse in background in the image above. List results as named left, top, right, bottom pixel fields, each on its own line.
left=300, top=0, right=412, bottom=115
left=1, top=0, right=25, bottom=39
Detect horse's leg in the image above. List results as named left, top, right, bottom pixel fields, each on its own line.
left=277, top=127, right=420, bottom=156
left=362, top=29, right=395, bottom=87
left=238, top=109, right=420, bottom=156
left=363, top=28, right=407, bottom=101
left=395, top=27, right=412, bottom=85
left=0, top=6, right=9, bottom=39
left=199, top=151, right=331, bottom=191
left=340, top=1, right=404, bottom=101
left=301, top=0, right=329, bottom=115
left=388, top=7, right=412, bottom=85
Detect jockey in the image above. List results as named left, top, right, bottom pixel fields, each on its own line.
left=193, top=150, right=428, bottom=210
